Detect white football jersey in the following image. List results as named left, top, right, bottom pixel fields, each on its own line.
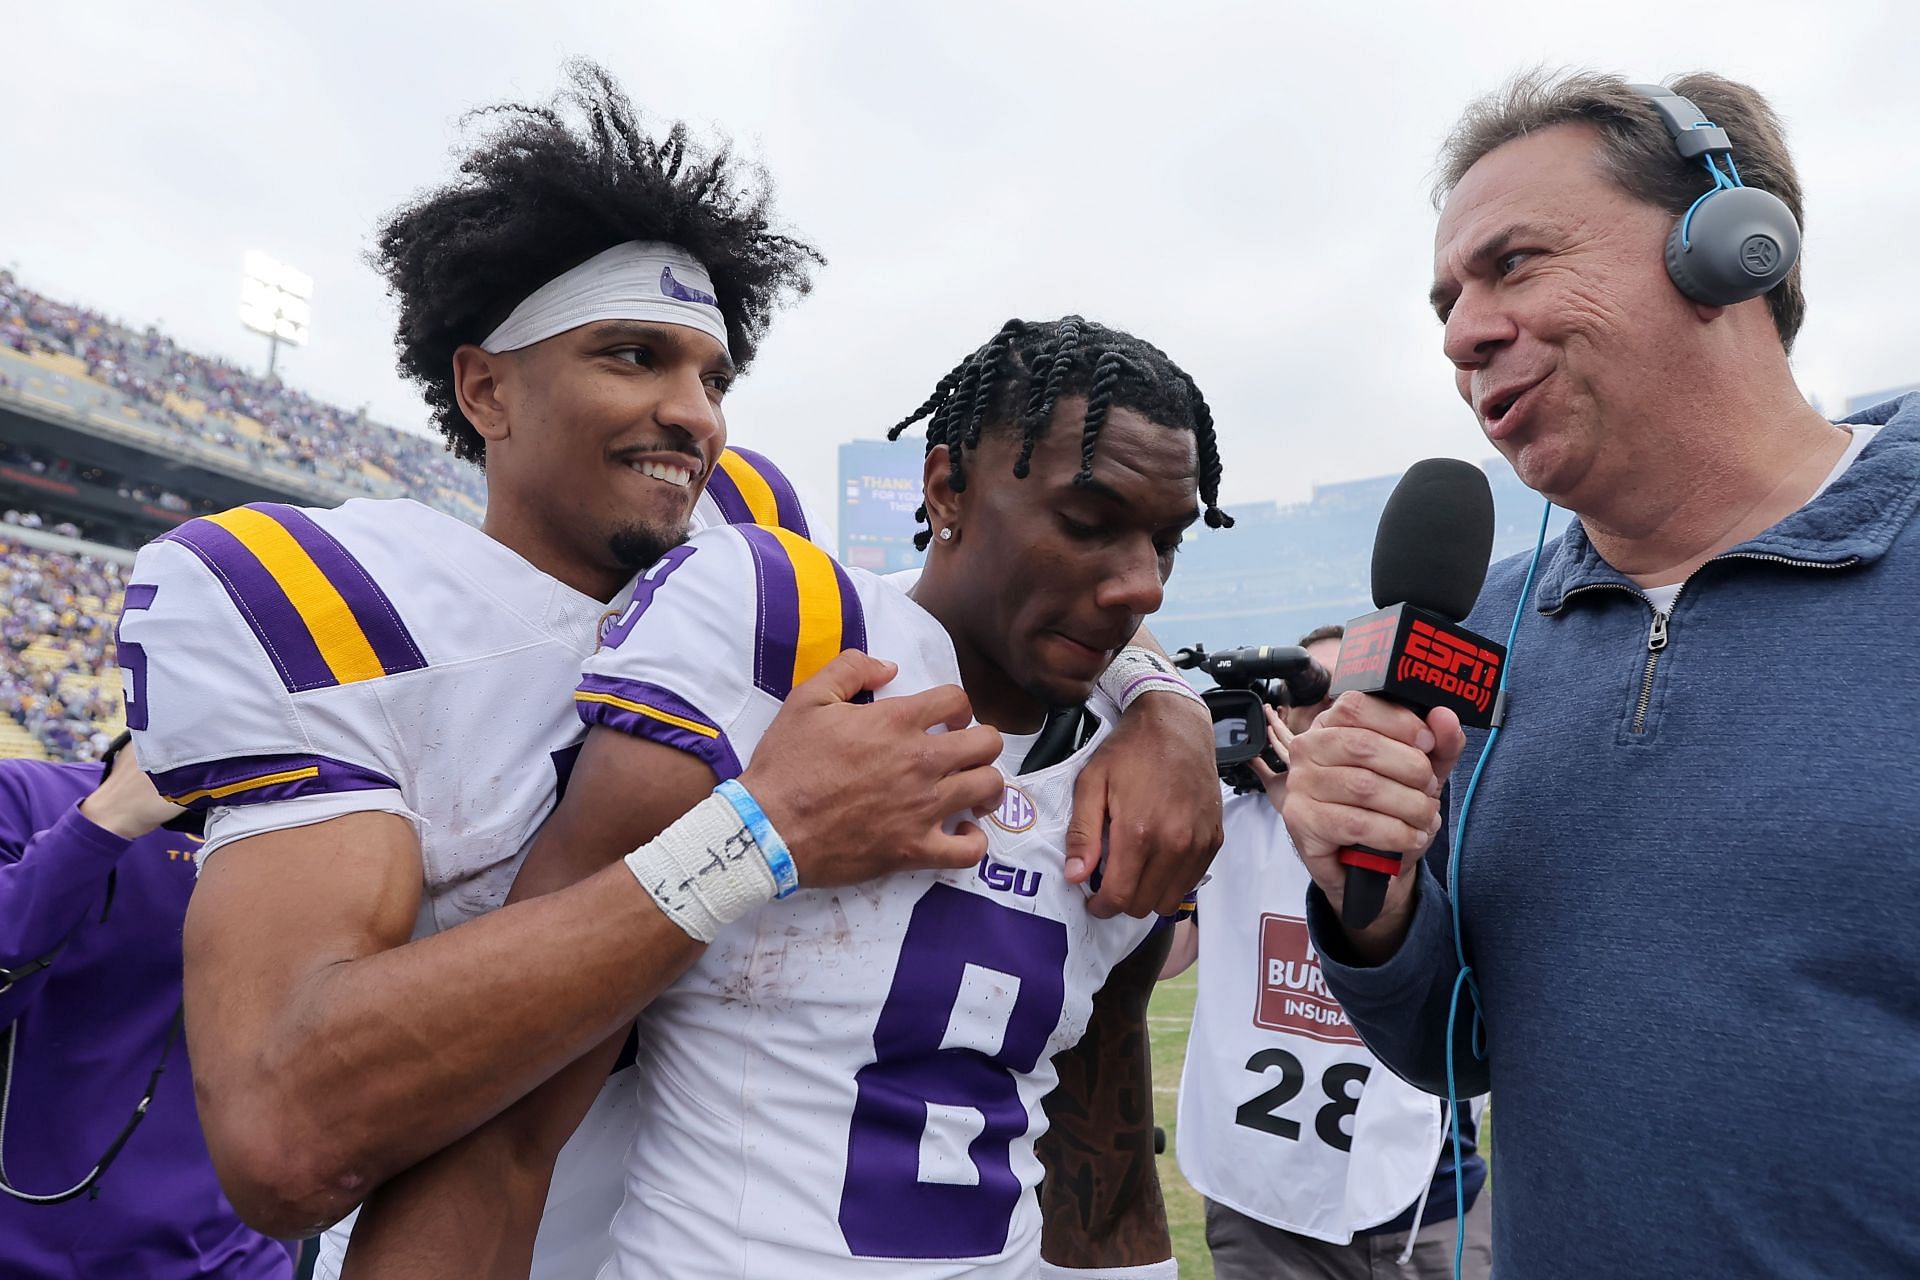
left=576, top=523, right=1161, bottom=1279
left=118, top=447, right=820, bottom=1280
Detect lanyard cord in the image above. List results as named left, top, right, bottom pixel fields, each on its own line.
left=0, top=1005, right=183, bottom=1204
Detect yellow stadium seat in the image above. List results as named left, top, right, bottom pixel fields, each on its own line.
left=0, top=718, right=51, bottom=761
left=25, top=349, right=89, bottom=380
left=162, top=391, right=208, bottom=421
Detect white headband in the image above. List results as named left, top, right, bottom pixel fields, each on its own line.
left=480, top=240, right=729, bottom=355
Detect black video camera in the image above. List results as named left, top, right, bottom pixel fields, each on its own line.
left=1171, top=644, right=1332, bottom=794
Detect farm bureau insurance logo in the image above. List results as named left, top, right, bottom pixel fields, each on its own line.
left=1255, top=913, right=1362, bottom=1046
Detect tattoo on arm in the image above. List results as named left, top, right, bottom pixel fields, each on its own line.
left=1037, top=925, right=1174, bottom=1266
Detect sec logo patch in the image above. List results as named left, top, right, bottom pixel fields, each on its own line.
left=595, top=609, right=623, bottom=650
left=988, top=784, right=1037, bottom=833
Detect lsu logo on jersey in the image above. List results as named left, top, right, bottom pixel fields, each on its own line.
left=975, top=854, right=1043, bottom=898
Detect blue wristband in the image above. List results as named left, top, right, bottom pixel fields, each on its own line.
left=714, top=779, right=799, bottom=899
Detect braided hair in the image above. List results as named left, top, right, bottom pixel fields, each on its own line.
left=887, top=316, right=1233, bottom=549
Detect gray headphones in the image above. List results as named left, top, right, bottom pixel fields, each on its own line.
left=1631, top=83, right=1800, bottom=307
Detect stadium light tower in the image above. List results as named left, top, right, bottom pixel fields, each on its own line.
left=239, top=249, right=313, bottom=378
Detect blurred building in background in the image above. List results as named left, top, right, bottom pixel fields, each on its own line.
left=1153, top=457, right=1573, bottom=656
left=837, top=438, right=925, bottom=574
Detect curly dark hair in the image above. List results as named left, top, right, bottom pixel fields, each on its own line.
left=372, top=60, right=825, bottom=465
left=887, top=316, right=1233, bottom=550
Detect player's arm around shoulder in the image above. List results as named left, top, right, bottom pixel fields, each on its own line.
left=341, top=728, right=723, bottom=1280
left=1070, top=627, right=1223, bottom=921
left=1037, top=924, right=1176, bottom=1274
left=588, top=522, right=1007, bottom=888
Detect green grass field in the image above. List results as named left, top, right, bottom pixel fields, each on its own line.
left=1147, top=966, right=1212, bottom=1278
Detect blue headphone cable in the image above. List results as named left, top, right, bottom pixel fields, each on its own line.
left=1443, top=495, right=1554, bottom=1280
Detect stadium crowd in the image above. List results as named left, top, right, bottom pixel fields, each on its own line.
left=0, top=271, right=485, bottom=516
left=0, top=539, right=128, bottom=761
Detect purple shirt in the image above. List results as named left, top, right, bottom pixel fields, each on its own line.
left=0, top=759, right=292, bottom=1278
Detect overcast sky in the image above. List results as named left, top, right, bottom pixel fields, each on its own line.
left=6, top=1, right=1915, bottom=528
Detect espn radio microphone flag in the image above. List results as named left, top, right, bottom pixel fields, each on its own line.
left=1329, top=459, right=1505, bottom=930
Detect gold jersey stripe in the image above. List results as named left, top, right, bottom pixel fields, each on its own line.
left=766, top=525, right=846, bottom=690
left=163, top=765, right=321, bottom=806
left=574, top=690, right=722, bottom=739
left=205, top=507, right=386, bottom=684
left=717, top=449, right=783, bottom=527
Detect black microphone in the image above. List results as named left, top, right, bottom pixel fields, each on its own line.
left=1328, top=459, right=1505, bottom=930
left=1279, top=659, right=1331, bottom=710
left=1177, top=643, right=1316, bottom=687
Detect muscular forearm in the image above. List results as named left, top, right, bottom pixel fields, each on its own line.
left=0, top=804, right=130, bottom=1023
left=1038, top=928, right=1173, bottom=1266
left=338, top=1032, right=626, bottom=1280
left=192, top=860, right=700, bottom=1234
left=339, top=1123, right=551, bottom=1280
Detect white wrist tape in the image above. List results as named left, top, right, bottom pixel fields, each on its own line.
left=1098, top=646, right=1204, bottom=713
left=624, top=790, right=778, bottom=944
left=1038, top=1260, right=1177, bottom=1279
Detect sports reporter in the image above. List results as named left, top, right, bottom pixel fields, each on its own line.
left=0, top=735, right=292, bottom=1278
left=1284, top=71, right=1920, bottom=1277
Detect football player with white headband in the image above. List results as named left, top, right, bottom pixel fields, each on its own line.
left=340, top=316, right=1235, bottom=1280
left=121, top=63, right=1223, bottom=1279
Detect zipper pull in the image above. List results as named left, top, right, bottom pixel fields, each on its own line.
left=1647, top=610, right=1669, bottom=652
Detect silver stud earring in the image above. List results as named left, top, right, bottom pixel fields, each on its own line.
left=937, top=527, right=954, bottom=542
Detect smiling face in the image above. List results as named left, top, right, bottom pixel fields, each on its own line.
left=920, top=397, right=1199, bottom=727
left=457, top=319, right=734, bottom=598
left=1429, top=123, right=1700, bottom=508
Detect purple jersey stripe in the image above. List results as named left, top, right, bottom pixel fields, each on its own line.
left=574, top=674, right=742, bottom=780
left=160, top=519, right=339, bottom=692
left=829, top=555, right=873, bottom=706
left=248, top=503, right=427, bottom=676
left=739, top=525, right=803, bottom=700
left=149, top=753, right=398, bottom=811
left=701, top=461, right=759, bottom=528
left=728, top=446, right=812, bottom=538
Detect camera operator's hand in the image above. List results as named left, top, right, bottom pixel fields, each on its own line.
left=1248, top=704, right=1295, bottom=812
left=1281, top=692, right=1464, bottom=962
left=79, top=738, right=186, bottom=840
